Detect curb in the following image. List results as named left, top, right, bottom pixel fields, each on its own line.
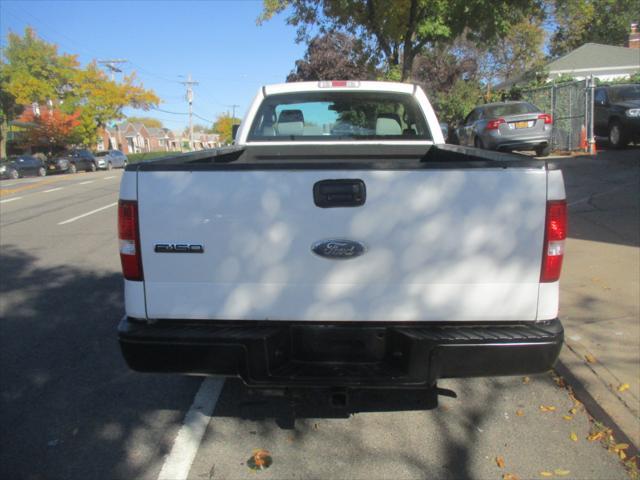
left=556, top=344, right=640, bottom=457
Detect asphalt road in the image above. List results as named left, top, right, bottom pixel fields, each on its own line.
left=0, top=153, right=635, bottom=480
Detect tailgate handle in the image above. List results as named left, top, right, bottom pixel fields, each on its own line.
left=313, top=179, right=366, bottom=208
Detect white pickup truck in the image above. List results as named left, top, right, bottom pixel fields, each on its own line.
left=117, top=81, right=566, bottom=390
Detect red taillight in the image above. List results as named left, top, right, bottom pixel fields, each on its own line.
left=486, top=118, right=505, bottom=130
left=318, top=80, right=360, bottom=88
left=541, top=200, right=567, bottom=282
left=118, top=200, right=143, bottom=281
left=538, top=113, right=553, bottom=124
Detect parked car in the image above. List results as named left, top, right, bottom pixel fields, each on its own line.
left=594, top=84, right=640, bottom=148
left=95, top=150, right=128, bottom=170
left=0, top=155, right=47, bottom=179
left=118, top=81, right=565, bottom=392
left=52, top=149, right=100, bottom=173
left=454, top=101, right=553, bottom=156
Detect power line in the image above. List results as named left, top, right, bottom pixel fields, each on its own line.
left=151, top=107, right=188, bottom=115
left=193, top=112, right=214, bottom=124
left=98, top=59, right=127, bottom=81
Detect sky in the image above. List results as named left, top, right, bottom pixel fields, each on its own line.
left=0, top=0, right=306, bottom=131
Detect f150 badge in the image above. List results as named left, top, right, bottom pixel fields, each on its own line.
left=154, top=244, right=204, bottom=253
left=311, top=239, right=366, bottom=260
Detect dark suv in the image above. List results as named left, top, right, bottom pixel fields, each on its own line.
left=594, top=84, right=640, bottom=148
left=49, top=149, right=99, bottom=173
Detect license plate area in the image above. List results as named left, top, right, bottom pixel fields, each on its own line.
left=291, top=326, right=386, bottom=362
left=512, top=121, right=534, bottom=129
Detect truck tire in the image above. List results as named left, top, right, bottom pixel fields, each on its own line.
left=535, top=145, right=551, bottom=157
left=608, top=120, right=628, bottom=149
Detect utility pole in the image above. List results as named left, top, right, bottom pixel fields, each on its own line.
left=229, top=104, right=240, bottom=122
left=98, top=59, right=127, bottom=81
left=181, top=73, right=199, bottom=150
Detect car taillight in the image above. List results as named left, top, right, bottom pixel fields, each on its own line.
left=318, top=80, right=360, bottom=88
left=118, top=200, right=143, bottom=281
left=541, top=200, right=567, bottom=282
left=486, top=118, right=505, bottom=130
left=538, top=113, right=553, bottom=124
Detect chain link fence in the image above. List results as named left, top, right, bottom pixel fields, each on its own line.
left=520, top=79, right=592, bottom=152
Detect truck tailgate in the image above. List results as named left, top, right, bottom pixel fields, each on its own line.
left=137, top=167, right=546, bottom=321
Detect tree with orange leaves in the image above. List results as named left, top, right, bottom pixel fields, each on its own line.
left=18, top=106, right=81, bottom=150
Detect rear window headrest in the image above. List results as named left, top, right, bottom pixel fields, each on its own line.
left=278, top=109, right=304, bottom=123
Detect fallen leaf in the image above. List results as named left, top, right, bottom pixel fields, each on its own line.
left=619, top=450, right=627, bottom=460
left=588, top=432, right=604, bottom=442
left=503, top=473, right=519, bottom=480
left=617, top=383, right=630, bottom=393
left=540, top=472, right=554, bottom=477
left=516, top=409, right=525, bottom=417
left=563, top=415, right=573, bottom=421
left=613, top=443, right=629, bottom=451
left=570, top=432, right=578, bottom=442
left=554, top=469, right=570, bottom=476
left=539, top=405, right=556, bottom=412
left=496, top=456, right=506, bottom=469
left=585, top=354, right=597, bottom=364
left=569, top=408, right=577, bottom=415
left=522, top=377, right=530, bottom=384
left=247, top=449, right=273, bottom=471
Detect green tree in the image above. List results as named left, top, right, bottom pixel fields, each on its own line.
left=1, top=27, right=160, bottom=153
left=434, top=78, right=483, bottom=125
left=126, top=116, right=164, bottom=128
left=550, top=0, right=638, bottom=57
left=0, top=27, right=78, bottom=157
left=259, top=0, right=545, bottom=81
left=287, top=32, right=378, bottom=81
left=213, top=113, right=241, bottom=144
left=480, top=18, right=546, bottom=85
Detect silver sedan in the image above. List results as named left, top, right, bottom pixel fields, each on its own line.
left=455, top=101, right=553, bottom=156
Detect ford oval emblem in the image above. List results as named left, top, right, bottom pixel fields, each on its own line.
left=311, top=239, right=366, bottom=260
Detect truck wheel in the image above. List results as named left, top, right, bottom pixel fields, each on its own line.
left=38, top=167, right=47, bottom=177
left=69, top=163, right=77, bottom=174
left=474, top=136, right=485, bottom=150
left=608, top=120, right=628, bottom=149
left=535, top=145, right=551, bottom=157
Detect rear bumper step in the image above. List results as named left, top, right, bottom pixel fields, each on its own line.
left=118, top=318, right=563, bottom=387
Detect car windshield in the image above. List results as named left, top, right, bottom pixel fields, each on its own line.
left=608, top=85, right=640, bottom=102
left=95, top=152, right=109, bottom=157
left=483, top=103, right=539, bottom=118
left=248, top=91, right=431, bottom=141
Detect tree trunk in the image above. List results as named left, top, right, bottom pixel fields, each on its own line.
left=0, top=116, right=8, bottom=159
left=400, top=0, right=419, bottom=81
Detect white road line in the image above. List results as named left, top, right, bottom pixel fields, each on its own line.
left=103, top=176, right=116, bottom=180
left=157, top=378, right=224, bottom=480
left=2, top=182, right=19, bottom=187
left=43, top=187, right=64, bottom=193
left=0, top=196, right=23, bottom=204
left=78, top=180, right=94, bottom=185
left=57, top=202, right=117, bottom=225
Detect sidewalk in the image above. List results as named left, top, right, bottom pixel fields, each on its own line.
left=556, top=149, right=640, bottom=448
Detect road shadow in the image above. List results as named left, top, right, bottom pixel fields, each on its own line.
left=560, top=146, right=639, bottom=248
left=208, top=377, right=503, bottom=479
left=0, top=245, right=200, bottom=480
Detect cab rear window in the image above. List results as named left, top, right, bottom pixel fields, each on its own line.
left=248, top=91, right=431, bottom=141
